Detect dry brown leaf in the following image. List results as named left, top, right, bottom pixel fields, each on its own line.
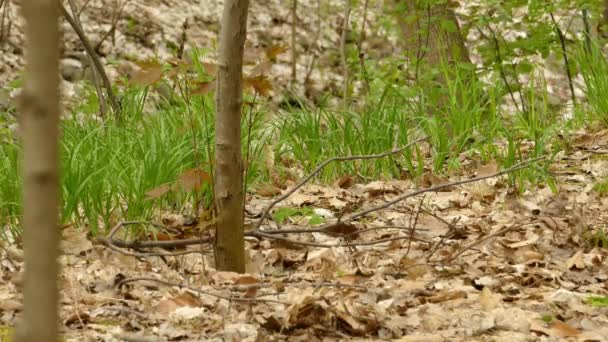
left=334, top=174, right=354, bottom=189
left=248, top=61, right=272, bottom=77
left=480, top=286, right=500, bottom=311
left=336, top=274, right=361, bottom=285
left=426, top=290, right=467, bottom=303
left=507, top=233, right=539, bottom=248
left=477, top=159, right=498, bottom=177
left=257, top=183, right=282, bottom=197
left=265, top=44, right=288, bottom=61
left=323, top=222, right=358, bottom=238
left=234, top=275, right=259, bottom=286
left=202, top=62, right=218, bottom=75
left=551, top=320, right=581, bottom=337
left=288, top=192, right=316, bottom=206
left=190, top=81, right=216, bottom=96
left=243, top=74, right=272, bottom=97
left=61, top=227, right=93, bottom=255
left=421, top=172, right=448, bottom=189
left=565, top=250, right=585, bottom=270
left=131, top=60, right=164, bottom=86
left=145, top=183, right=172, bottom=200
left=178, top=168, right=211, bottom=191
left=157, top=292, right=202, bottom=314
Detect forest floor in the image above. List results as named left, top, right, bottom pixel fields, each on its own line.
left=1, top=0, right=608, bottom=341
left=3, top=130, right=608, bottom=341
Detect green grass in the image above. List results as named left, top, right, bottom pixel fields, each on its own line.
left=586, top=295, right=608, bottom=308
left=576, top=40, right=608, bottom=126
left=8, top=37, right=608, bottom=239
left=0, top=84, right=271, bottom=237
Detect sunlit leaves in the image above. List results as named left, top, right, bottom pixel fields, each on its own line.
left=131, top=60, right=164, bottom=86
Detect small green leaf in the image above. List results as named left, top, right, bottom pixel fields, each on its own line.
left=586, top=296, right=608, bottom=307
left=309, top=215, right=325, bottom=225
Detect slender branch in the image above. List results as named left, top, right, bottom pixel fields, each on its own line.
left=444, top=218, right=533, bottom=262
left=254, top=136, right=428, bottom=230
left=355, top=0, right=370, bottom=94
left=343, top=157, right=543, bottom=223
left=66, top=0, right=106, bottom=118
left=291, top=0, right=298, bottom=85
left=94, top=0, right=128, bottom=52
left=60, top=4, right=121, bottom=116
left=304, top=0, right=322, bottom=86
left=480, top=24, right=523, bottom=114
left=250, top=230, right=424, bottom=248
left=404, top=195, right=424, bottom=258
left=550, top=12, right=576, bottom=106
left=249, top=157, right=542, bottom=249
left=340, top=0, right=351, bottom=105
left=582, top=9, right=592, bottom=55
left=116, top=277, right=286, bottom=304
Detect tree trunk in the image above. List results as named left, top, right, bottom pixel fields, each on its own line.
left=395, top=0, right=471, bottom=77
left=214, top=0, right=249, bottom=273
left=15, top=0, right=61, bottom=341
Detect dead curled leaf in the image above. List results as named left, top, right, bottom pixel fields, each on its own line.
left=565, top=250, right=585, bottom=270
left=131, top=60, right=164, bottom=86
left=335, top=174, right=354, bottom=189
left=425, top=290, right=467, bottom=303
left=178, top=168, right=211, bottom=191
left=145, top=183, right=172, bottom=200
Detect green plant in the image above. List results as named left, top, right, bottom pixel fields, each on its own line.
left=585, top=226, right=608, bottom=248
left=586, top=295, right=608, bottom=307
left=576, top=41, right=608, bottom=127
left=273, top=207, right=324, bottom=225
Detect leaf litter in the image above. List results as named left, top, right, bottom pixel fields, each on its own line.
left=1, top=0, right=608, bottom=340
left=1, top=132, right=608, bottom=341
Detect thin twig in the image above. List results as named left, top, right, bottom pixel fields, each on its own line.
left=61, top=4, right=121, bottom=116
left=404, top=195, right=425, bottom=258
left=340, top=0, right=351, bottom=105
left=251, top=230, right=424, bottom=248
left=98, top=221, right=214, bottom=257
left=355, top=0, right=370, bottom=94
left=116, top=277, right=286, bottom=304
left=582, top=9, right=592, bottom=55
left=254, top=137, right=427, bottom=231
left=94, top=0, right=128, bottom=52
left=291, top=0, right=298, bottom=85
left=343, top=157, right=543, bottom=223
left=481, top=24, right=523, bottom=114
left=550, top=12, right=576, bottom=106
left=66, top=0, right=106, bottom=118
left=444, top=218, right=534, bottom=263
left=304, top=0, right=322, bottom=86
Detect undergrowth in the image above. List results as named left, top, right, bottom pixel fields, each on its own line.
left=3, top=39, right=608, bottom=238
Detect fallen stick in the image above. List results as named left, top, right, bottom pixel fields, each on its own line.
left=254, top=136, right=429, bottom=231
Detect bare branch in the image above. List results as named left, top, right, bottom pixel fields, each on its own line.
left=444, top=218, right=535, bottom=263
left=254, top=136, right=428, bottom=230
left=60, top=4, right=121, bottom=117
left=116, top=277, right=286, bottom=304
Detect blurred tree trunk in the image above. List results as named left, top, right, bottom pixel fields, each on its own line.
left=600, top=0, right=608, bottom=37
left=395, top=0, right=471, bottom=79
left=214, top=0, right=249, bottom=273
left=393, top=0, right=477, bottom=119
left=15, top=0, right=61, bottom=341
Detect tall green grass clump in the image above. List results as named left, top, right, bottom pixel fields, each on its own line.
left=0, top=79, right=272, bottom=237
left=576, top=41, right=608, bottom=127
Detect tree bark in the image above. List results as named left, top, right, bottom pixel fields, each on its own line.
left=395, top=0, right=471, bottom=77
left=15, top=0, right=61, bottom=341
left=214, top=0, right=249, bottom=273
